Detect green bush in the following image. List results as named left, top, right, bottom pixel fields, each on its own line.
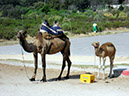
left=39, top=5, right=50, bottom=14
left=84, top=9, right=94, bottom=16
left=123, top=6, right=129, bottom=13
left=93, top=12, right=106, bottom=21
left=118, top=5, right=124, bottom=11
left=0, top=5, right=129, bottom=40
left=0, top=26, right=17, bottom=40
left=57, top=9, right=68, bottom=16
left=118, top=12, right=127, bottom=19
left=27, top=28, right=38, bottom=37
left=113, top=21, right=120, bottom=28
left=72, top=9, right=77, bottom=13
left=62, top=22, right=71, bottom=31
left=110, top=9, right=120, bottom=16
left=104, top=21, right=112, bottom=29
left=126, top=12, right=129, bottom=17
left=33, top=2, right=44, bottom=10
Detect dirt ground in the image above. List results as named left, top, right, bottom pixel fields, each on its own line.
left=0, top=63, right=129, bottom=96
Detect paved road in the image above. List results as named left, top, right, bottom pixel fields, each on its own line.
left=0, top=32, right=129, bottom=57
left=70, top=32, right=129, bottom=57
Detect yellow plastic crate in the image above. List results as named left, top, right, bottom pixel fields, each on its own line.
left=80, top=74, right=95, bottom=83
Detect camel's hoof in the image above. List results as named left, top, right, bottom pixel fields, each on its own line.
left=108, top=76, right=113, bottom=79
left=65, top=76, right=69, bottom=79
left=30, top=78, right=35, bottom=81
left=56, top=77, right=61, bottom=81
left=40, top=79, right=47, bottom=82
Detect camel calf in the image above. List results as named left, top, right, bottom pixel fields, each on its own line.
left=92, top=42, right=116, bottom=79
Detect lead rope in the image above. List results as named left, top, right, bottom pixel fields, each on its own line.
left=21, top=48, right=30, bottom=80
left=94, top=54, right=96, bottom=65
left=94, top=54, right=97, bottom=79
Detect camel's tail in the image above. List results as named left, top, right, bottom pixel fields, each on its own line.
left=68, top=47, right=70, bottom=56
left=65, top=39, right=71, bottom=56
left=62, top=39, right=71, bottom=56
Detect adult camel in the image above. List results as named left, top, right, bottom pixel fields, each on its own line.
left=92, top=42, right=116, bottom=79
left=17, top=30, right=72, bottom=82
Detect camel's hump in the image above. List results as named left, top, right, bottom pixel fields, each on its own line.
left=100, top=42, right=116, bottom=52
left=102, top=42, right=114, bottom=47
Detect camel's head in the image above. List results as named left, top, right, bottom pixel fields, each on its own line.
left=17, top=30, right=27, bottom=40
left=92, top=41, right=100, bottom=48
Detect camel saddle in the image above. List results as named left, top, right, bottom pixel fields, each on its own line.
left=41, top=32, right=62, bottom=40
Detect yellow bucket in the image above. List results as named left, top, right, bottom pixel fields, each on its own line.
left=80, top=74, right=95, bottom=83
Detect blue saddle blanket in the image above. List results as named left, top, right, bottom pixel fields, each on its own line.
left=40, top=23, right=63, bottom=35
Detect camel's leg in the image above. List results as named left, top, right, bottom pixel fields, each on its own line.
left=98, top=57, right=101, bottom=78
left=41, top=54, right=46, bottom=82
left=57, top=54, right=66, bottom=80
left=65, top=55, right=72, bottom=79
left=102, top=58, right=106, bottom=79
left=109, top=56, right=114, bottom=78
left=57, top=39, right=71, bottom=80
left=30, top=52, right=38, bottom=81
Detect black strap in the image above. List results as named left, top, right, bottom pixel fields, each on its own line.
left=47, top=42, right=53, bottom=54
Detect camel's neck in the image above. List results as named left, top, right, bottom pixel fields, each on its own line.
left=94, top=47, right=100, bottom=56
left=20, top=38, right=37, bottom=53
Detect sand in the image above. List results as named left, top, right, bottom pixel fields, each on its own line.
left=0, top=63, right=129, bottom=96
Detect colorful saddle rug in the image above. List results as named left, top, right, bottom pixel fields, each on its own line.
left=40, top=23, right=63, bottom=36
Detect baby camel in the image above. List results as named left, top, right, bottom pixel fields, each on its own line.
left=92, top=42, right=116, bottom=79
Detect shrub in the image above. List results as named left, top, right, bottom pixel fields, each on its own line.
left=113, top=21, right=120, bottom=28
left=48, top=9, right=58, bottom=15
left=126, top=12, right=129, bottom=18
left=57, top=9, right=68, bottom=16
left=33, top=2, right=44, bottom=10
left=72, top=9, right=77, bottom=13
left=93, top=12, right=106, bottom=21
left=62, top=22, right=71, bottom=31
left=123, top=6, right=129, bottom=13
left=2, top=5, right=27, bottom=19
left=27, top=28, right=38, bottom=37
left=2, top=4, right=13, bottom=17
left=53, top=15, right=62, bottom=21
left=104, top=12, right=113, bottom=17
left=84, top=9, right=94, bottom=16
left=40, top=5, right=50, bottom=14
left=0, top=26, right=17, bottom=40
left=104, top=21, right=112, bottom=29
left=118, top=12, right=127, bottom=18
left=27, top=12, right=38, bottom=19
left=110, top=9, right=120, bottom=17
left=118, top=5, right=124, bottom=11
left=97, top=22, right=106, bottom=31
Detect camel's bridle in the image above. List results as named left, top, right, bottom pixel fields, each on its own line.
left=21, top=47, right=30, bottom=81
